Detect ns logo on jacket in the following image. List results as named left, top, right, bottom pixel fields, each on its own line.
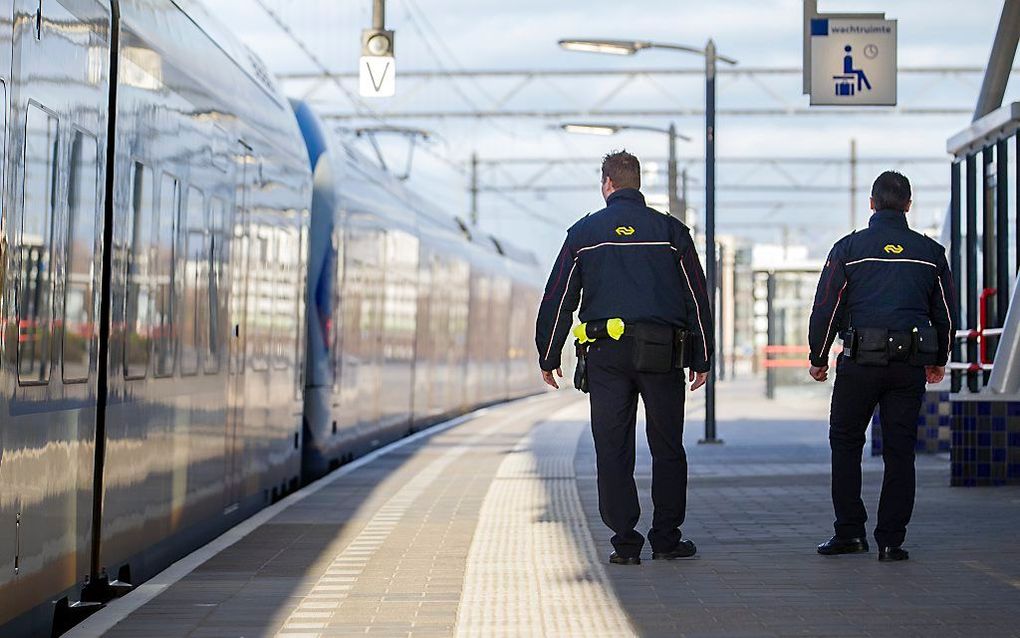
left=884, top=244, right=904, bottom=254
left=615, top=226, right=635, bottom=236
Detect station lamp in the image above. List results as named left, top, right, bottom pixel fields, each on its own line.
left=561, top=123, right=619, bottom=136
left=362, top=29, right=394, bottom=57
left=557, top=39, right=652, bottom=56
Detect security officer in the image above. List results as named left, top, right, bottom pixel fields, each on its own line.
left=808, top=171, right=954, bottom=562
left=535, top=150, right=714, bottom=565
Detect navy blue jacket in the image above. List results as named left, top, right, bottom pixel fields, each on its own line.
left=535, top=188, right=714, bottom=372
left=808, top=209, right=956, bottom=368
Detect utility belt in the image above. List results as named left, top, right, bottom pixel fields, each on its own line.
left=572, top=318, right=690, bottom=393
left=841, top=326, right=938, bottom=367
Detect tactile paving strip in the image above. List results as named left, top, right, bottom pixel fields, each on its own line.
left=456, top=402, right=636, bottom=637
left=275, top=405, right=535, bottom=637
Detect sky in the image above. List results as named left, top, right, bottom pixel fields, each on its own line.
left=201, top=0, right=1017, bottom=263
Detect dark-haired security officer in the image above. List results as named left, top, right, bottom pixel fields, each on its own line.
left=808, top=171, right=955, bottom=562
left=535, top=150, right=714, bottom=565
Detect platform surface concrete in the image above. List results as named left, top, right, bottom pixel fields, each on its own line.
left=68, top=379, right=1020, bottom=637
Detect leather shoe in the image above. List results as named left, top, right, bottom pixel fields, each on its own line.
left=817, top=535, right=869, bottom=555
left=878, top=546, right=909, bottom=562
left=652, top=539, right=697, bottom=560
left=609, top=551, right=640, bottom=565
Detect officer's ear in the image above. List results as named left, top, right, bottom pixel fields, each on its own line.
left=904, top=200, right=912, bottom=213
left=869, top=196, right=876, bottom=211
left=602, top=175, right=615, bottom=198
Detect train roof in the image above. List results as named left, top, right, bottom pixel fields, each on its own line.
left=292, top=100, right=539, bottom=268
left=170, top=0, right=282, bottom=105
left=116, top=0, right=309, bottom=173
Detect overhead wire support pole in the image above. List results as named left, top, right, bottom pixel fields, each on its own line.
left=668, top=123, right=680, bottom=222
left=681, top=168, right=689, bottom=225
left=470, top=152, right=479, bottom=225
left=373, top=0, right=385, bottom=30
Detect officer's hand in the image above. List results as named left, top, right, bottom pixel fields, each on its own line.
left=542, top=367, right=563, bottom=389
left=925, top=365, right=945, bottom=384
left=689, top=370, right=708, bottom=392
left=809, top=365, right=829, bottom=382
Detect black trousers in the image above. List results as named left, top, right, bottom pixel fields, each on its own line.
left=586, top=338, right=688, bottom=557
left=829, top=357, right=925, bottom=548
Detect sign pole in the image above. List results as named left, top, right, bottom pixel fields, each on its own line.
left=360, top=1, right=396, bottom=97
left=470, top=152, right=479, bottom=225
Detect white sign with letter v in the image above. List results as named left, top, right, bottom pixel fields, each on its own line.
left=359, top=56, right=395, bottom=98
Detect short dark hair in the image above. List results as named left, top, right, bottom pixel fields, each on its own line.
left=601, top=150, right=641, bottom=190
left=871, top=171, right=911, bottom=211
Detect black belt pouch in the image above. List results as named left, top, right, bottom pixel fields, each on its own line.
left=674, top=330, right=689, bottom=370
left=909, top=326, right=939, bottom=366
left=631, top=324, right=675, bottom=374
left=573, top=340, right=589, bottom=393
left=855, top=328, right=890, bottom=367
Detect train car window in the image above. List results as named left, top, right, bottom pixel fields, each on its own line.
left=153, top=173, right=179, bottom=377
left=0, top=81, right=7, bottom=309
left=16, top=103, right=59, bottom=385
left=180, top=186, right=206, bottom=375
left=204, top=195, right=226, bottom=374
left=124, top=162, right=153, bottom=379
left=248, top=226, right=270, bottom=371
left=330, top=229, right=343, bottom=391
left=295, top=222, right=308, bottom=397
left=61, top=129, right=100, bottom=383
left=274, top=227, right=294, bottom=371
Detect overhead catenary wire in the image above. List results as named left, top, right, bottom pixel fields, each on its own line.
left=252, top=0, right=560, bottom=229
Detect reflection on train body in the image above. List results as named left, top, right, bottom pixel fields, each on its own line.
left=0, top=2, right=543, bottom=635
left=295, top=101, right=544, bottom=480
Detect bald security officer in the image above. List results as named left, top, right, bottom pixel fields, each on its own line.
left=808, top=171, right=955, bottom=562
left=535, top=150, right=714, bottom=566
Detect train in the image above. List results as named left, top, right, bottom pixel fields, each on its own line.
left=0, top=1, right=545, bottom=635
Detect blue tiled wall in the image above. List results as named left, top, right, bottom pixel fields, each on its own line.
left=950, top=400, right=1020, bottom=486
left=870, top=390, right=951, bottom=456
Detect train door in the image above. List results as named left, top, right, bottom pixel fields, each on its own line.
left=224, top=142, right=253, bottom=512
left=0, top=0, right=111, bottom=629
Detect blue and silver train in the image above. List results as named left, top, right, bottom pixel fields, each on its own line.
left=0, top=1, right=544, bottom=635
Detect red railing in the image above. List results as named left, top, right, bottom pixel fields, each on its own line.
left=949, top=287, right=1001, bottom=374
left=761, top=344, right=841, bottom=369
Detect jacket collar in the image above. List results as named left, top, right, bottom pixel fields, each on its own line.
left=868, top=209, right=909, bottom=229
left=606, top=188, right=645, bottom=206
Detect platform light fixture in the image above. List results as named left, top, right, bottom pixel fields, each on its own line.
left=561, top=123, right=619, bottom=136
left=558, top=39, right=650, bottom=56
left=365, top=32, right=392, bottom=56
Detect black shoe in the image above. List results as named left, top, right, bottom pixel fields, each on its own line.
left=817, top=535, right=869, bottom=555
left=878, top=546, right=909, bottom=562
left=652, top=539, right=697, bottom=560
left=609, top=551, right=641, bottom=565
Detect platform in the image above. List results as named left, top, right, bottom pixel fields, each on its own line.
left=68, top=380, right=1020, bottom=638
